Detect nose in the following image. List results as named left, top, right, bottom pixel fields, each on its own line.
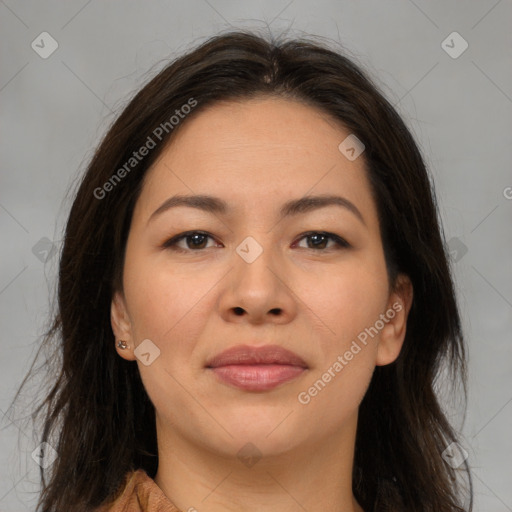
left=218, top=239, right=297, bottom=325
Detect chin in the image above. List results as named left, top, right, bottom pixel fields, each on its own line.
left=219, top=414, right=305, bottom=451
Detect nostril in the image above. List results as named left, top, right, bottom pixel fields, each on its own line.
left=233, top=307, right=244, bottom=315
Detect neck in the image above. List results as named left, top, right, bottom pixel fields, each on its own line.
left=154, top=413, right=365, bottom=512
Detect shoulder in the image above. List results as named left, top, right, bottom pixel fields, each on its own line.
left=95, top=468, right=182, bottom=512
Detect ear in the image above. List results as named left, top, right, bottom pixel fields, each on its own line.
left=376, top=274, right=413, bottom=366
left=111, top=290, right=136, bottom=361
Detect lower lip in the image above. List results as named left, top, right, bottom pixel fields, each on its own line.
left=208, top=364, right=306, bottom=391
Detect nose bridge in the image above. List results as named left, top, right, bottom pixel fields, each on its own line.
left=233, top=232, right=280, bottom=286
left=223, top=229, right=291, bottom=316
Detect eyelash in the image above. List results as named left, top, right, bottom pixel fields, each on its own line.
left=162, top=230, right=350, bottom=253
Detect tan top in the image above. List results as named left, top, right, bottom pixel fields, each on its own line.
left=96, top=468, right=369, bottom=511
left=96, top=469, right=182, bottom=512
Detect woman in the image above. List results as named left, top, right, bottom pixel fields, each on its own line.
left=13, top=29, right=472, bottom=511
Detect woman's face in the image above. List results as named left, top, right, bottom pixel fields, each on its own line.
left=111, top=96, right=412, bottom=458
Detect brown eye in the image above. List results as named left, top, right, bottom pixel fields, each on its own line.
left=163, top=231, right=219, bottom=252
left=295, top=231, right=350, bottom=250
left=184, top=233, right=209, bottom=249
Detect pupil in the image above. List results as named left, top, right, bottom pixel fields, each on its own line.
left=310, top=234, right=326, bottom=248
left=190, top=234, right=205, bottom=248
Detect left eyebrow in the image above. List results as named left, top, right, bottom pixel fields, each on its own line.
left=147, top=193, right=366, bottom=227
left=280, top=194, right=366, bottom=226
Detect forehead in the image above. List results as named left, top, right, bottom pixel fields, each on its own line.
left=165, top=96, right=349, bottom=160
left=136, top=96, right=377, bottom=225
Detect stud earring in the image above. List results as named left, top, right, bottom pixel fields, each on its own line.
left=117, top=340, right=129, bottom=349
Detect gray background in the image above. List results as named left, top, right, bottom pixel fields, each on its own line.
left=1, top=1, right=511, bottom=510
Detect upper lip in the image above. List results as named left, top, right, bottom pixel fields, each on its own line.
left=205, top=344, right=308, bottom=369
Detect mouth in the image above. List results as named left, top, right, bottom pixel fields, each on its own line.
left=205, top=344, right=308, bottom=392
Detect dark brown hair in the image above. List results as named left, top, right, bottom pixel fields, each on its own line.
left=10, top=28, right=472, bottom=511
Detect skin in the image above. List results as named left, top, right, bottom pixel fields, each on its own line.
left=111, top=96, right=413, bottom=512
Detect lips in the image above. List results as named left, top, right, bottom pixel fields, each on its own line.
left=205, top=344, right=308, bottom=391
left=205, top=344, right=308, bottom=369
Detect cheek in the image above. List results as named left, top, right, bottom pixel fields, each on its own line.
left=295, top=255, right=387, bottom=415
left=298, top=357, right=375, bottom=439
left=122, top=245, right=211, bottom=342
left=122, top=252, right=214, bottom=422
left=303, top=259, right=389, bottom=350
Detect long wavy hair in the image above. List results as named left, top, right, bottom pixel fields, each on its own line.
left=9, top=29, right=472, bottom=511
